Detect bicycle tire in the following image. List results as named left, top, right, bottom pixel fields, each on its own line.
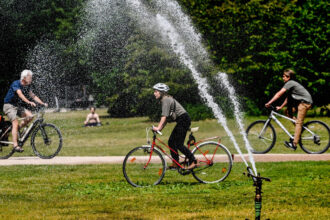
left=246, top=120, right=276, bottom=154
left=31, top=123, right=63, bottom=159
left=191, top=141, right=232, bottom=184
left=123, top=146, right=166, bottom=187
left=299, top=120, right=330, bottom=154
left=0, top=123, right=15, bottom=159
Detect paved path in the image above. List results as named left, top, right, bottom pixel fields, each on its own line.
left=0, top=154, right=329, bottom=166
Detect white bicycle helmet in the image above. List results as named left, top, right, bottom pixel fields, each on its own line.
left=152, top=83, right=169, bottom=92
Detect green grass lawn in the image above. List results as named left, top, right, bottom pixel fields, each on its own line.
left=6, top=108, right=330, bottom=157
left=1, top=110, right=329, bottom=219
left=0, top=162, right=329, bottom=219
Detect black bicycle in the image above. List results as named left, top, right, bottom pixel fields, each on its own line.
left=0, top=108, right=62, bottom=159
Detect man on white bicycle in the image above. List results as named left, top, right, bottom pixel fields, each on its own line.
left=3, top=70, right=48, bottom=152
left=265, top=69, right=313, bottom=150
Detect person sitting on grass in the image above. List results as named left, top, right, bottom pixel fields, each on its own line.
left=265, top=69, right=313, bottom=150
left=152, top=83, right=199, bottom=170
left=84, top=107, right=101, bottom=127
left=3, top=70, right=48, bottom=153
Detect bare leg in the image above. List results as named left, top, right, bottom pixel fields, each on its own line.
left=19, top=110, right=33, bottom=129
left=11, top=119, right=19, bottom=147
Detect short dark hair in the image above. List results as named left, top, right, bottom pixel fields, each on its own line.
left=283, top=69, right=295, bottom=80
left=90, top=106, right=96, bottom=110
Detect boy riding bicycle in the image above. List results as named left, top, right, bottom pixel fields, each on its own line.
left=3, top=70, right=48, bottom=152
left=152, top=83, right=199, bottom=170
left=265, top=69, right=313, bottom=150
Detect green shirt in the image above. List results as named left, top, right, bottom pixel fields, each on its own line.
left=283, top=80, right=313, bottom=104
left=161, top=96, right=186, bottom=120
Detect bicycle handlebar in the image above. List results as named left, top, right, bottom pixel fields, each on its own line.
left=266, top=105, right=276, bottom=111
left=152, top=126, right=163, bottom=136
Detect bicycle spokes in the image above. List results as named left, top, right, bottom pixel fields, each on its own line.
left=299, top=121, right=330, bottom=154
left=246, top=120, right=276, bottom=154
left=123, top=146, right=166, bottom=187
left=31, top=123, right=62, bottom=159
left=192, top=142, right=232, bottom=183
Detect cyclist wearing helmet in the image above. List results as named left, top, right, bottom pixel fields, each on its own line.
left=152, top=83, right=199, bottom=170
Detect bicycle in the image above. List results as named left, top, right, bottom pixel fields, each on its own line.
left=123, top=127, right=233, bottom=187
left=246, top=106, right=330, bottom=154
left=0, top=107, right=63, bottom=159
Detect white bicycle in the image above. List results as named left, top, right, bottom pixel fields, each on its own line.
left=246, top=106, right=330, bottom=154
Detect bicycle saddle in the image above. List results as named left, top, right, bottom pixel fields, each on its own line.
left=189, top=127, right=199, bottom=132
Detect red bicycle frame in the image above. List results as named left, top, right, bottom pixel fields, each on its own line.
left=145, top=130, right=222, bottom=169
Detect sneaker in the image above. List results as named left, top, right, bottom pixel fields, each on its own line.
left=284, top=141, right=297, bottom=151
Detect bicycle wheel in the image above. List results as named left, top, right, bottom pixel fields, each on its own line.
left=246, top=120, right=276, bottom=154
left=191, top=142, right=232, bottom=184
left=299, top=120, right=330, bottom=154
left=123, top=146, right=166, bottom=187
left=0, top=123, right=15, bottom=159
left=31, top=123, right=63, bottom=159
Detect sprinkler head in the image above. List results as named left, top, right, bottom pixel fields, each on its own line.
left=247, top=167, right=258, bottom=182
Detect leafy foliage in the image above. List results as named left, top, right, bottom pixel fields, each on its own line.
left=0, top=0, right=85, bottom=107
left=178, top=0, right=329, bottom=113
left=1, top=0, right=328, bottom=117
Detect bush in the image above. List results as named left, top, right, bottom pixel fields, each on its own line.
left=242, top=97, right=262, bottom=116
left=185, top=103, right=214, bottom=121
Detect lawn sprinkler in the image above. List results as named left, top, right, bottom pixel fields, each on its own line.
left=244, top=167, right=271, bottom=220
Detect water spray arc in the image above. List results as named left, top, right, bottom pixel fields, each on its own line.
left=126, top=0, right=257, bottom=175
left=217, top=73, right=257, bottom=174
left=126, top=1, right=272, bottom=218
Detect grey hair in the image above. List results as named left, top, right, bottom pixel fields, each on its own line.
left=20, top=70, right=33, bottom=80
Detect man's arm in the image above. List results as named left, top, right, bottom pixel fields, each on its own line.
left=265, top=88, right=287, bottom=107
left=95, top=114, right=101, bottom=123
left=30, top=91, right=47, bottom=106
left=276, top=97, right=288, bottom=110
left=17, top=90, right=36, bottom=107
left=84, top=114, right=91, bottom=124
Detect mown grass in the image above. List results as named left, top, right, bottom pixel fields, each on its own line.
left=7, top=108, right=330, bottom=157
left=0, top=161, right=329, bottom=219
left=1, top=110, right=329, bottom=219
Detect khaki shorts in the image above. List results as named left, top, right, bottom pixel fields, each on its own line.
left=3, top=104, right=25, bottom=122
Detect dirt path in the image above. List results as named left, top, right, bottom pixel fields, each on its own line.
left=0, top=154, right=329, bottom=166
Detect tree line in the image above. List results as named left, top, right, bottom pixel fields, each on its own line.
left=0, top=0, right=328, bottom=118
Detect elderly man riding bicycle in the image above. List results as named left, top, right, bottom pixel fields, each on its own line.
left=3, top=70, right=48, bottom=152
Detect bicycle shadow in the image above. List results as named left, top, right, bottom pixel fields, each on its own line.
left=158, top=180, right=200, bottom=186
